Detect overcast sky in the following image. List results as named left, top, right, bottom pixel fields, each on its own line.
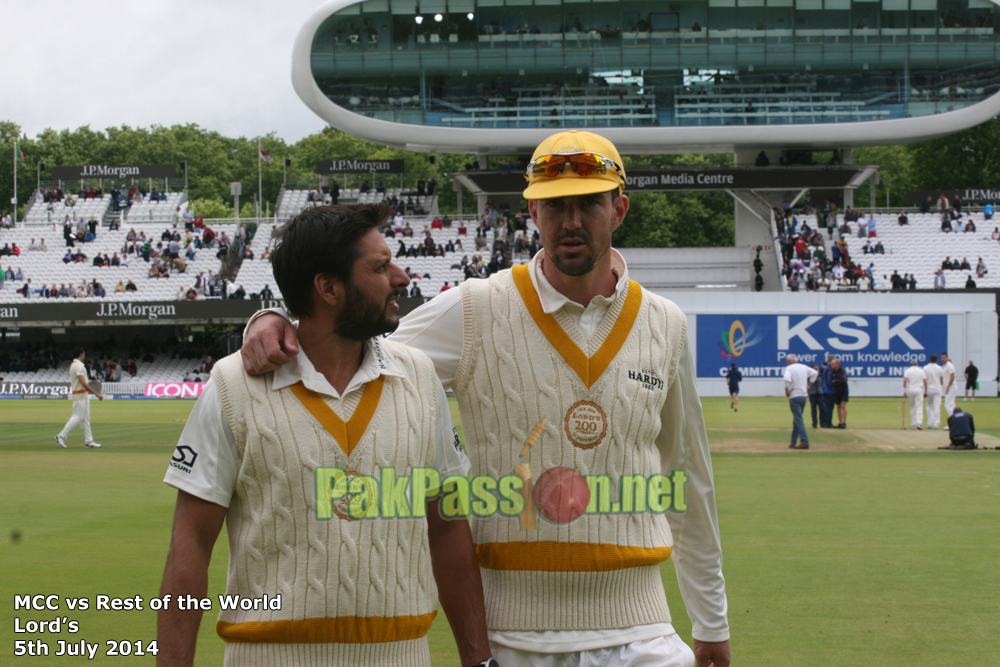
left=3, top=0, right=329, bottom=143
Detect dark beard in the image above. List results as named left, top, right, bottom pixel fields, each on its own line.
left=335, top=281, right=401, bottom=341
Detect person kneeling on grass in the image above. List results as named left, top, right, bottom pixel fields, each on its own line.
left=940, top=407, right=978, bottom=450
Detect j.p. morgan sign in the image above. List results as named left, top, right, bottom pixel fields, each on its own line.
left=50, top=164, right=177, bottom=180
left=315, top=159, right=406, bottom=174
left=0, top=300, right=279, bottom=324
left=0, top=297, right=435, bottom=325
left=0, top=382, right=98, bottom=398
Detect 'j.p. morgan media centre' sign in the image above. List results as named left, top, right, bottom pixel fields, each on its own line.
left=50, top=164, right=177, bottom=180
left=315, top=159, right=406, bottom=174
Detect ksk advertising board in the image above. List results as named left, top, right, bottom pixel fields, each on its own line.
left=696, top=314, right=948, bottom=380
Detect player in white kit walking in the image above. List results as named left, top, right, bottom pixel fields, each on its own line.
left=922, top=354, right=944, bottom=429
left=55, top=347, right=103, bottom=448
left=940, top=352, right=957, bottom=425
left=903, top=361, right=927, bottom=430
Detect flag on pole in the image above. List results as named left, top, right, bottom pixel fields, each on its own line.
left=15, top=144, right=25, bottom=161
left=259, top=147, right=274, bottom=163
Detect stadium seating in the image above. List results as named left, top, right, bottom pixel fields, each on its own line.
left=836, top=211, right=1000, bottom=289
left=22, top=195, right=110, bottom=226
left=779, top=210, right=1000, bottom=290
left=232, top=219, right=508, bottom=297
left=0, top=221, right=240, bottom=302
left=275, top=188, right=436, bottom=220
left=0, top=355, right=214, bottom=386
left=123, top=192, right=188, bottom=224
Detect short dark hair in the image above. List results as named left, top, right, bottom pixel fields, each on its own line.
left=930, top=354, right=937, bottom=363
left=72, top=347, right=85, bottom=359
left=270, top=204, right=390, bottom=318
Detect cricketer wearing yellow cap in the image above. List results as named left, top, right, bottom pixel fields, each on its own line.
left=241, top=130, right=732, bottom=667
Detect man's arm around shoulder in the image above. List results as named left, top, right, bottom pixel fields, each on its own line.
left=241, top=309, right=298, bottom=375
left=157, top=490, right=227, bottom=667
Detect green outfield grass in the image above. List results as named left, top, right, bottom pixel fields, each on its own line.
left=2, top=398, right=998, bottom=666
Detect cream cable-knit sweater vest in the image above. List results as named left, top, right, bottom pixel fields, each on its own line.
left=452, top=265, right=687, bottom=632
left=211, top=345, right=440, bottom=667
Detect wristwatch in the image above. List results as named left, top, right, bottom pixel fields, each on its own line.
left=466, top=659, right=499, bottom=667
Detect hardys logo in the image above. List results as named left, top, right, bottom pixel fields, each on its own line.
left=718, top=320, right=762, bottom=358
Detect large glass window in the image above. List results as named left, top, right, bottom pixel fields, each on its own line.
left=311, top=0, right=1000, bottom=128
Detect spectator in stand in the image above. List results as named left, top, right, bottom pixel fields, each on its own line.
left=897, top=211, right=908, bottom=226
left=907, top=274, right=917, bottom=290
left=873, top=241, right=884, bottom=254
left=964, top=219, right=976, bottom=233
left=965, top=275, right=977, bottom=289
left=976, top=258, right=987, bottom=278
left=959, top=257, right=971, bottom=270
left=259, top=284, right=274, bottom=300
left=125, top=280, right=137, bottom=292
left=0, top=211, right=12, bottom=228
left=934, top=270, right=946, bottom=289
left=941, top=216, right=953, bottom=233
left=866, top=214, right=876, bottom=237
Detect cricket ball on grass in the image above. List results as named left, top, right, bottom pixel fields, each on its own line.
left=532, top=467, right=590, bottom=524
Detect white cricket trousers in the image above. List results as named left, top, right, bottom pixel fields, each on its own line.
left=926, top=392, right=942, bottom=429
left=944, top=387, right=957, bottom=419
left=490, top=634, right=696, bottom=667
left=906, top=389, right=924, bottom=429
left=59, top=397, right=94, bottom=444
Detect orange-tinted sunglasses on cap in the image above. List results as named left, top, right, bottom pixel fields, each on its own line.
left=524, top=152, right=623, bottom=181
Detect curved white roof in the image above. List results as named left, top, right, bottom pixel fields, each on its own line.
left=292, top=0, right=1000, bottom=154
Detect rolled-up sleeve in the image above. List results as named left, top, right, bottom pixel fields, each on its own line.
left=656, top=336, right=730, bottom=643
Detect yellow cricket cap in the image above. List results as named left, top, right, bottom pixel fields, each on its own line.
left=522, top=130, right=626, bottom=200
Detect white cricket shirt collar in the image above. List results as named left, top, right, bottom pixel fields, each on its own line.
left=272, top=337, right=404, bottom=399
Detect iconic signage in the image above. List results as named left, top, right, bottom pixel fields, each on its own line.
left=315, top=159, right=406, bottom=174
left=51, top=164, right=178, bottom=180
left=696, top=314, right=948, bottom=379
left=145, top=382, right=207, bottom=398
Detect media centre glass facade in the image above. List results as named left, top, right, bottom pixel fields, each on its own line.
left=310, top=0, right=1000, bottom=129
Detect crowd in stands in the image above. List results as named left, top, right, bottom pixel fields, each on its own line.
left=777, top=192, right=1000, bottom=291
left=381, top=201, right=540, bottom=293
left=0, top=332, right=225, bottom=384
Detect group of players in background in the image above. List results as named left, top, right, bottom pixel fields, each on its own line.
left=726, top=354, right=980, bottom=433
